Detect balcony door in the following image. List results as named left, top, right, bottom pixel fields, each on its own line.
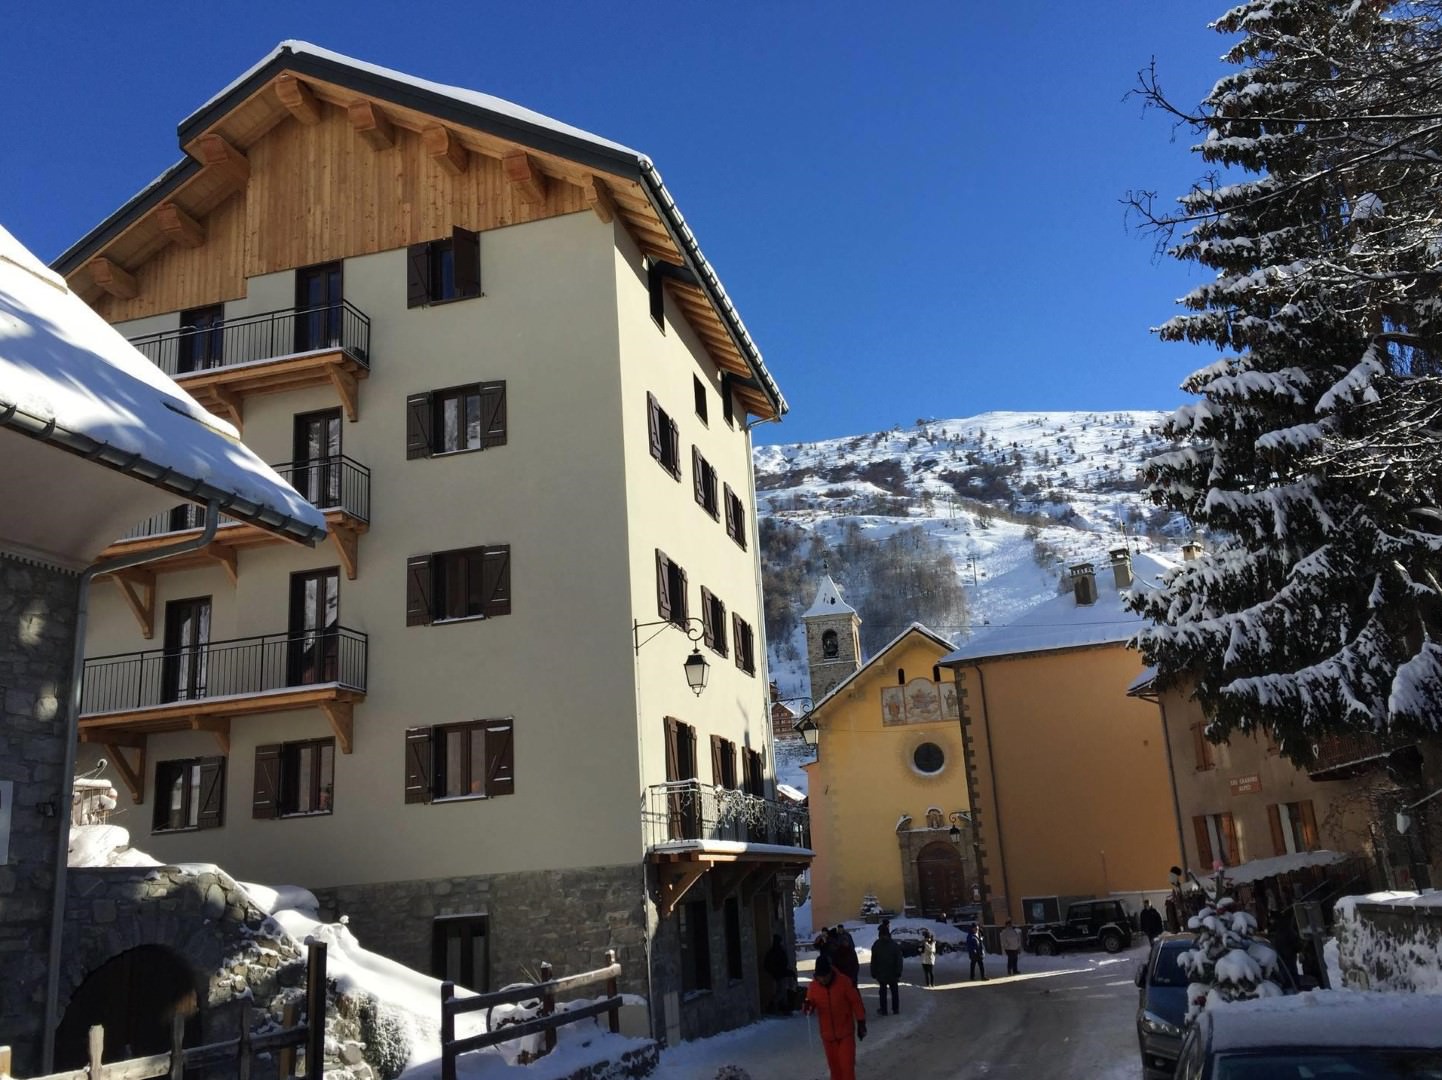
left=293, top=409, right=342, bottom=508
left=288, top=568, right=339, bottom=686
left=161, top=597, right=211, bottom=703
left=177, top=304, right=224, bottom=373
left=294, top=262, right=343, bottom=354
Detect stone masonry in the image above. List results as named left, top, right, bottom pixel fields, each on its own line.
left=0, top=552, right=80, bottom=1074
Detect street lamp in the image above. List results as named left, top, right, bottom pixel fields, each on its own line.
left=795, top=713, right=819, bottom=748
left=1396, top=785, right=1442, bottom=835
left=682, top=647, right=709, bottom=696
left=633, top=616, right=709, bottom=696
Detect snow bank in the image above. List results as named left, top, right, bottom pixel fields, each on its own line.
left=1334, top=890, right=1442, bottom=994
left=68, top=823, right=161, bottom=868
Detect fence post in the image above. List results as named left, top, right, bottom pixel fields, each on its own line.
left=168, top=1013, right=184, bottom=1080
left=305, top=942, right=327, bottom=1080
left=440, top=982, right=456, bottom=1080
left=1, top=1045, right=13, bottom=1080
left=539, top=962, right=556, bottom=1055
left=237, top=1004, right=253, bottom=1080
left=277, top=1002, right=298, bottom=1080
left=88, top=1025, right=105, bottom=1080
left=605, top=950, right=620, bottom=1034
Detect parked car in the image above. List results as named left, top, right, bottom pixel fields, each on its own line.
left=1174, top=989, right=1442, bottom=1079
left=1139, top=934, right=1304, bottom=1078
left=1027, top=899, right=1135, bottom=955
left=888, top=925, right=927, bottom=957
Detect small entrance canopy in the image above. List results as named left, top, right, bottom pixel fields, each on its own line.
left=0, top=223, right=326, bottom=568
left=1206, top=849, right=1349, bottom=888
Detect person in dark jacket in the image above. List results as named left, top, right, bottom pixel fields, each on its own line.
left=1138, top=898, right=1164, bottom=945
left=868, top=921, right=904, bottom=1015
left=763, top=933, right=794, bottom=1013
left=966, top=923, right=987, bottom=981
left=831, top=926, right=861, bottom=986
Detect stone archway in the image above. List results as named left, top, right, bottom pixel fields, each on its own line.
left=915, top=842, right=966, bottom=919
left=54, top=945, right=202, bottom=1069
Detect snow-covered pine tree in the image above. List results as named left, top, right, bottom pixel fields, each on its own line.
left=1128, top=1, right=1442, bottom=753
left=1179, top=896, right=1284, bottom=1021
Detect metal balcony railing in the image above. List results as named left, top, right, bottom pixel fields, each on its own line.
left=127, top=300, right=371, bottom=376
left=644, top=780, right=810, bottom=850
left=81, top=627, right=367, bottom=716
left=1309, top=731, right=1419, bottom=779
left=119, top=456, right=370, bottom=542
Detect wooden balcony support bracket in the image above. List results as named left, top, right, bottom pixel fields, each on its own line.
left=423, top=125, right=469, bottom=176
left=88, top=257, right=138, bottom=300
left=584, top=176, right=616, bottom=224
left=209, top=384, right=244, bottom=427
left=656, top=862, right=710, bottom=920
left=189, top=715, right=231, bottom=754
left=275, top=74, right=322, bottom=125
left=195, top=133, right=250, bottom=192
left=325, top=363, right=360, bottom=422
left=503, top=150, right=548, bottom=205
left=329, top=521, right=360, bottom=581
left=709, top=864, right=753, bottom=910
left=110, top=568, right=156, bottom=639
left=347, top=99, right=395, bottom=150
left=104, top=740, right=147, bottom=805
left=155, top=202, right=205, bottom=249
left=208, top=542, right=239, bottom=587
left=319, top=699, right=354, bottom=755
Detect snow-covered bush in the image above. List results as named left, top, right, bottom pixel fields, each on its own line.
left=1179, top=898, right=1283, bottom=1021
left=1334, top=892, right=1442, bottom=994
left=859, top=893, right=882, bottom=919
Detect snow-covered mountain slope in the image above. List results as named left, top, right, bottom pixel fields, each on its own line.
left=755, top=410, right=1187, bottom=698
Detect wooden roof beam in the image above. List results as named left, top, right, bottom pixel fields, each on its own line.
left=503, top=150, right=549, bottom=205
left=275, top=74, right=322, bottom=125
left=423, top=125, right=469, bottom=176
left=347, top=100, right=395, bottom=150
left=195, top=134, right=250, bottom=191
left=584, top=176, right=616, bottom=223
left=88, top=257, right=137, bottom=300
left=155, top=202, right=205, bottom=250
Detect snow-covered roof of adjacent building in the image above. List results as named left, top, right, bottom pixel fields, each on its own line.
left=0, top=223, right=327, bottom=566
left=939, top=551, right=1177, bottom=665
left=804, top=574, right=857, bottom=618
left=775, top=783, right=806, bottom=804
left=811, top=622, right=956, bottom=718
left=1203, top=989, right=1442, bottom=1053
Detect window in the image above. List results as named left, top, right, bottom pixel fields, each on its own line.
left=897, top=668, right=906, bottom=685
left=692, top=448, right=719, bottom=518
left=1269, top=800, right=1319, bottom=855
left=693, top=376, right=708, bottom=424
left=161, top=596, right=211, bottom=703
left=253, top=739, right=335, bottom=818
left=407, top=227, right=480, bottom=306
left=724, top=896, right=743, bottom=981
left=913, top=742, right=945, bottom=774
left=1193, top=812, right=1240, bottom=868
left=295, top=262, right=343, bottom=352
left=679, top=900, right=711, bottom=992
left=288, top=568, right=339, bottom=686
left=1191, top=723, right=1216, bottom=771
left=153, top=757, right=224, bottom=832
left=724, top=484, right=747, bottom=549
left=655, top=550, right=689, bottom=627
left=432, top=915, right=490, bottom=993
left=664, top=717, right=699, bottom=839
left=700, top=587, right=728, bottom=657
left=647, top=393, right=681, bottom=479
left=822, top=629, right=838, bottom=659
left=732, top=614, right=756, bottom=676
left=293, top=409, right=342, bottom=507
left=407, top=546, right=511, bottom=625
left=743, top=748, right=764, bottom=798
left=721, top=377, right=735, bottom=428
left=406, top=382, right=506, bottom=458
left=710, top=735, right=737, bottom=789
left=647, top=259, right=665, bottom=330
left=404, top=719, right=515, bottom=803
left=177, top=304, right=224, bottom=373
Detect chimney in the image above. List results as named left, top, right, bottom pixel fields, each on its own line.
left=1108, top=546, right=1133, bottom=590
left=1182, top=541, right=1203, bottom=562
left=1068, top=562, right=1098, bottom=606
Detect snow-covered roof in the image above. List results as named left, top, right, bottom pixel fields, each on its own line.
left=940, top=552, right=1177, bottom=665
left=0, top=223, right=327, bottom=565
left=775, top=783, right=806, bottom=803
left=647, top=839, right=814, bottom=859
left=1206, top=848, right=1348, bottom=887
left=804, top=574, right=857, bottom=618
left=810, top=622, right=956, bottom=719
left=1204, top=989, right=1442, bottom=1052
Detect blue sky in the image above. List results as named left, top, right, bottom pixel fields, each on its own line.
left=2, top=2, right=1232, bottom=445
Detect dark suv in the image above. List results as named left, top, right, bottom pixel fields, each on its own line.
left=1026, top=899, right=1135, bottom=955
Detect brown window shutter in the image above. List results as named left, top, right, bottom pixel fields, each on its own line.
left=667, top=416, right=680, bottom=479
left=656, top=550, right=672, bottom=622
left=1191, top=724, right=1212, bottom=770
left=407, top=242, right=432, bottom=308
left=664, top=717, right=680, bottom=783
left=478, top=382, right=506, bottom=448
left=724, top=740, right=737, bottom=789
left=693, top=447, right=705, bottom=506
left=481, top=547, right=511, bottom=617
left=647, top=393, right=663, bottom=462
left=407, top=554, right=434, bottom=626
left=732, top=613, right=744, bottom=670
left=675, top=564, right=688, bottom=622
left=723, top=483, right=735, bottom=538
left=197, top=757, right=225, bottom=830
left=1221, top=813, right=1239, bottom=865
left=711, top=734, right=725, bottom=787
left=721, top=376, right=734, bottom=426
left=1267, top=804, right=1285, bottom=856
left=1192, top=815, right=1213, bottom=870
left=485, top=719, right=514, bottom=797
left=404, top=727, right=434, bottom=804
left=701, top=587, right=716, bottom=649
left=406, top=393, right=434, bottom=459
left=680, top=723, right=697, bottom=780
left=453, top=227, right=481, bottom=298
left=733, top=499, right=746, bottom=549
left=1299, top=800, right=1319, bottom=851
left=253, top=745, right=281, bottom=819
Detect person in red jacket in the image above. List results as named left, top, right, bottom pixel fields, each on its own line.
left=803, top=955, right=866, bottom=1080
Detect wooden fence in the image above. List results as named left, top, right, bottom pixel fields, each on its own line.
left=1, top=944, right=327, bottom=1080
left=440, top=950, right=621, bottom=1080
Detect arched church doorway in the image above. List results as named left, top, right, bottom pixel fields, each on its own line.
left=916, top=841, right=966, bottom=919
left=55, top=945, right=201, bottom=1069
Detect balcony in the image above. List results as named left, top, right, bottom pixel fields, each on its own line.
left=128, top=301, right=371, bottom=426
left=1309, top=730, right=1421, bottom=781
left=79, top=627, right=366, bottom=799
left=644, top=780, right=812, bottom=917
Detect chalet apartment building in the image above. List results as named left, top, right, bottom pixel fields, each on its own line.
left=54, top=43, right=808, bottom=1043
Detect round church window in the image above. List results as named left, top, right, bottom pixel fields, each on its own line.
left=913, top=742, right=945, bottom=774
